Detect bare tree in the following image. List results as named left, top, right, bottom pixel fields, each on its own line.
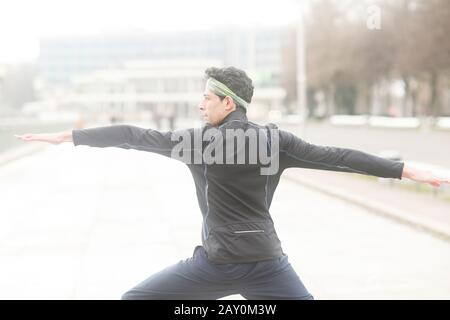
left=298, top=0, right=450, bottom=117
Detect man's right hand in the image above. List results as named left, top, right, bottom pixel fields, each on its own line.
left=14, top=132, right=71, bottom=145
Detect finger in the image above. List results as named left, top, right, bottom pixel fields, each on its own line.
left=16, top=134, right=33, bottom=140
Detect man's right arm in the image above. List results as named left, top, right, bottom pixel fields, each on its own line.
left=16, top=124, right=180, bottom=159
left=61, top=131, right=73, bottom=143
left=72, top=124, right=178, bottom=158
left=15, top=131, right=73, bottom=144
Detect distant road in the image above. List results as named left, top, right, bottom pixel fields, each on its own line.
left=279, top=121, right=450, bottom=168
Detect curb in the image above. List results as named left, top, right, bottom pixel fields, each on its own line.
left=283, top=173, right=450, bottom=243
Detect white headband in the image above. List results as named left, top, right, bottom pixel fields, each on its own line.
left=206, top=78, right=249, bottom=109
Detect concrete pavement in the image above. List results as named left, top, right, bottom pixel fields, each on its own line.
left=0, top=143, right=449, bottom=299
left=278, top=119, right=450, bottom=241
left=284, top=169, right=450, bottom=241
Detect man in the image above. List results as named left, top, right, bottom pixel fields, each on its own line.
left=15, top=66, right=449, bottom=300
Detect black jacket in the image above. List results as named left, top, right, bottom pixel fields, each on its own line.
left=72, top=109, right=404, bottom=264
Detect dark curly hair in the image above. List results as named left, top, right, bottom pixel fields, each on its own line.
left=204, top=66, right=254, bottom=113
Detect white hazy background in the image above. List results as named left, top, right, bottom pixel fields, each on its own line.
left=0, top=0, right=303, bottom=64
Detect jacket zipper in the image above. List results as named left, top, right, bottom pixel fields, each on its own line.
left=233, top=230, right=265, bottom=234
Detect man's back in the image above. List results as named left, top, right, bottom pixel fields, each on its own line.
left=185, top=110, right=284, bottom=263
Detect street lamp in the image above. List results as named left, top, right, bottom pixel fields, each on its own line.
left=296, top=2, right=307, bottom=134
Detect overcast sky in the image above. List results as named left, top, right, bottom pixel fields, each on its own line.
left=0, top=0, right=305, bottom=64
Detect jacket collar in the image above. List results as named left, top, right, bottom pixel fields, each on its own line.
left=218, top=109, right=248, bottom=127
left=202, top=109, right=248, bottom=130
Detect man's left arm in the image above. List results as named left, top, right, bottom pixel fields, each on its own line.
left=279, top=130, right=450, bottom=187
left=401, top=163, right=450, bottom=187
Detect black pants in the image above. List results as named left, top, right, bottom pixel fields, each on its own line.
left=122, top=246, right=314, bottom=300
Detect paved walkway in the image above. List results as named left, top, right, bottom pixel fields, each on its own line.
left=0, top=143, right=449, bottom=299
left=284, top=169, right=450, bottom=241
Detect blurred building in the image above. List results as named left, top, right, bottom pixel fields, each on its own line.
left=38, top=28, right=288, bottom=121
left=38, top=28, right=287, bottom=89
left=60, top=59, right=286, bottom=123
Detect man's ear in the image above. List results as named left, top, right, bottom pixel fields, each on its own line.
left=224, top=96, right=236, bottom=111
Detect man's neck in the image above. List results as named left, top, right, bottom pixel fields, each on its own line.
left=216, top=108, right=247, bottom=127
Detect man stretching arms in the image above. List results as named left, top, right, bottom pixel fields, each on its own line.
left=15, top=67, right=450, bottom=300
